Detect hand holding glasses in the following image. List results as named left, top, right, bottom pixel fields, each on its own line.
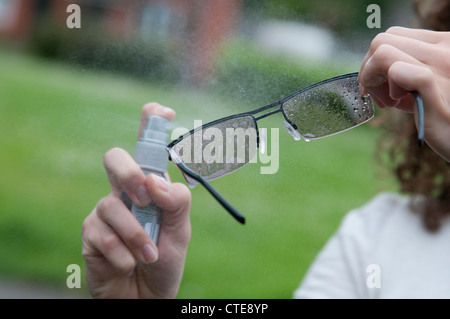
left=166, top=72, right=425, bottom=224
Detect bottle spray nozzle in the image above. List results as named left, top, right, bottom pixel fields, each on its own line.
left=141, top=115, right=170, bottom=144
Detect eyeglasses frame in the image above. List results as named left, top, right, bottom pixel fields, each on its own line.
left=165, top=72, right=425, bottom=224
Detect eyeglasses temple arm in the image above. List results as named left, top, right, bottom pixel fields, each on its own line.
left=197, top=175, right=246, bottom=225
left=411, top=91, right=425, bottom=147
left=171, top=159, right=246, bottom=225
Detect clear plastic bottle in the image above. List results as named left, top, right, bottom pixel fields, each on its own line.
left=126, top=115, right=169, bottom=246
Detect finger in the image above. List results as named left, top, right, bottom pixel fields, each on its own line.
left=361, top=28, right=443, bottom=70
left=385, top=26, right=445, bottom=44
left=389, top=61, right=450, bottom=158
left=391, top=93, right=415, bottom=113
left=82, top=210, right=137, bottom=275
left=389, top=61, right=448, bottom=120
left=138, top=103, right=176, bottom=140
left=145, top=174, right=191, bottom=214
left=103, top=147, right=151, bottom=207
left=360, top=43, right=422, bottom=88
left=145, top=174, right=191, bottom=242
left=372, top=31, right=443, bottom=65
left=359, top=44, right=422, bottom=107
left=96, top=195, right=158, bottom=264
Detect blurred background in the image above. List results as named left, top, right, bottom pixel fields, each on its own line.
left=0, top=0, right=415, bottom=298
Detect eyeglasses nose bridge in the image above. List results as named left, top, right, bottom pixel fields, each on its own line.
left=283, top=120, right=302, bottom=141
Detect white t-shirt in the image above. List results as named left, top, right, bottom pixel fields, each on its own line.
left=293, top=192, right=450, bottom=298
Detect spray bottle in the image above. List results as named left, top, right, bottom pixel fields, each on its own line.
left=125, top=115, right=170, bottom=246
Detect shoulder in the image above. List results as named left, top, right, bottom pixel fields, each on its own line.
left=338, top=192, right=411, bottom=237
left=293, top=192, right=413, bottom=298
left=331, top=192, right=413, bottom=263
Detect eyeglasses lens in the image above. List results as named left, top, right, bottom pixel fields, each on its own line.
left=172, top=115, right=258, bottom=186
left=282, top=75, right=374, bottom=140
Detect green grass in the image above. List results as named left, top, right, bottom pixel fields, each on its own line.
left=0, top=50, right=396, bottom=298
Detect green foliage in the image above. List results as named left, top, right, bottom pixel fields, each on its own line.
left=243, top=0, right=408, bottom=34
left=213, top=40, right=353, bottom=107
left=29, top=18, right=181, bottom=83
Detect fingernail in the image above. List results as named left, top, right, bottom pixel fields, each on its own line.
left=135, top=184, right=151, bottom=206
left=163, top=106, right=174, bottom=113
left=153, top=174, right=170, bottom=192
left=142, top=244, right=158, bottom=264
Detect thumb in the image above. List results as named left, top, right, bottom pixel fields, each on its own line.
left=145, top=174, right=192, bottom=229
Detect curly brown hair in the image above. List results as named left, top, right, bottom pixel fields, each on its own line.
left=379, top=0, right=450, bottom=232
left=379, top=110, right=450, bottom=231
left=414, top=0, right=450, bottom=31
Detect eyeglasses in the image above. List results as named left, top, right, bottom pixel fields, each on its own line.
left=166, top=72, right=425, bottom=224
